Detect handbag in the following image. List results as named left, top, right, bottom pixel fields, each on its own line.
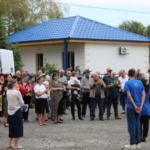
left=21, top=104, right=29, bottom=112
left=0, top=95, right=2, bottom=104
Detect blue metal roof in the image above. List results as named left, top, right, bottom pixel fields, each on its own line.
left=8, top=16, right=150, bottom=43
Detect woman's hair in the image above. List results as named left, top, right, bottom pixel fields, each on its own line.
left=36, top=76, right=43, bottom=83
left=12, top=75, right=18, bottom=79
left=140, top=79, right=149, bottom=93
left=22, top=74, right=28, bottom=79
left=30, top=76, right=35, bottom=79
left=52, top=73, right=58, bottom=80
left=76, top=66, right=79, bottom=69
left=4, top=74, right=11, bottom=79
left=0, top=73, right=4, bottom=77
left=7, top=79, right=17, bottom=89
left=71, top=72, right=78, bottom=77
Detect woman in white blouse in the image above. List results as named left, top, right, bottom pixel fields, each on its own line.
left=34, top=76, right=49, bottom=126
left=7, top=79, right=24, bottom=149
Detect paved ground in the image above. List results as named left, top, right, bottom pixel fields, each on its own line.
left=0, top=106, right=150, bottom=150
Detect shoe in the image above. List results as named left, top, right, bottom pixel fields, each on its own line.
left=140, top=137, right=146, bottom=142
left=72, top=117, right=75, bottom=121
left=36, top=118, right=38, bottom=120
left=89, top=118, right=94, bottom=121
left=115, top=116, right=121, bottom=120
left=4, top=123, right=9, bottom=127
left=59, top=118, right=64, bottom=121
left=100, top=119, right=104, bottom=121
left=79, top=118, right=84, bottom=121
left=121, top=111, right=125, bottom=114
left=14, top=146, right=23, bottom=149
left=57, top=121, right=63, bottom=123
left=107, top=117, right=109, bottom=120
left=136, top=144, right=141, bottom=148
left=125, top=144, right=136, bottom=148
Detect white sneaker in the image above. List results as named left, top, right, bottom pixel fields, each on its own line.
left=125, top=144, right=136, bottom=148
left=136, top=144, right=141, bottom=148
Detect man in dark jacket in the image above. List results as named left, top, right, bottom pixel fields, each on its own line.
left=102, top=69, right=112, bottom=114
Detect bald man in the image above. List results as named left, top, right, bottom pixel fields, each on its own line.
left=89, top=73, right=106, bottom=121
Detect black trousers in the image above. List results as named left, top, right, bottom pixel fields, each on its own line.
left=62, top=92, right=69, bottom=113
left=103, top=91, right=107, bottom=113
left=140, top=115, right=150, bottom=137
left=71, top=94, right=81, bottom=118
left=22, top=96, right=31, bottom=120
left=82, top=92, right=91, bottom=116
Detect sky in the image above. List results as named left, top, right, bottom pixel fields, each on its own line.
left=59, top=0, right=150, bottom=27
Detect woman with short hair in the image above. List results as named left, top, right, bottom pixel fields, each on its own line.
left=49, top=73, right=64, bottom=124
left=7, top=79, right=24, bottom=149
left=18, top=74, right=33, bottom=122
left=74, top=66, right=81, bottom=75
left=34, top=76, right=49, bottom=126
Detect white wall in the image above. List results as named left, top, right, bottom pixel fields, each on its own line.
left=20, top=43, right=84, bottom=73
left=85, top=43, right=149, bottom=74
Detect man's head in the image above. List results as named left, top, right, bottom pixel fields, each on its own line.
left=108, top=70, right=112, bottom=77
left=45, top=69, right=49, bottom=75
left=70, top=67, right=72, bottom=71
left=96, top=71, right=100, bottom=76
left=139, top=73, right=144, bottom=79
left=16, top=70, right=21, bottom=77
left=67, top=71, right=71, bottom=78
left=132, top=68, right=135, bottom=71
left=34, top=72, right=37, bottom=76
left=120, top=70, right=125, bottom=77
left=148, top=69, right=150, bottom=74
left=106, top=68, right=110, bottom=74
left=137, top=69, right=140, bottom=74
left=38, top=70, right=42, bottom=76
left=128, top=69, right=136, bottom=78
left=84, top=69, right=91, bottom=77
left=59, top=69, right=65, bottom=77
left=93, top=72, right=99, bottom=81
left=111, top=71, right=116, bottom=79
left=25, top=69, right=29, bottom=75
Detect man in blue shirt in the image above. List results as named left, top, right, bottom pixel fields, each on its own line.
left=124, top=69, right=145, bottom=149
left=25, top=69, right=32, bottom=81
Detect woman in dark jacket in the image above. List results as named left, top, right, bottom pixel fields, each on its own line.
left=140, top=79, right=150, bottom=142
left=18, top=74, right=33, bottom=122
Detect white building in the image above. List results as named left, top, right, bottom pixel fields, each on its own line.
left=8, top=16, right=150, bottom=74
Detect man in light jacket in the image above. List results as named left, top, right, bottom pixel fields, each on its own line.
left=89, top=73, right=106, bottom=121
left=81, top=69, right=92, bottom=117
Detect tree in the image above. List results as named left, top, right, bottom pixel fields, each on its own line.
left=0, top=0, right=69, bottom=35
left=0, top=17, right=24, bottom=71
left=40, top=58, right=58, bottom=74
left=118, top=20, right=146, bottom=37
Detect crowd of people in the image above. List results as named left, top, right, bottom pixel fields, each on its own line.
left=0, top=66, right=150, bottom=149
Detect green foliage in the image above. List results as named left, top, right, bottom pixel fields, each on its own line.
left=0, top=17, right=24, bottom=71
left=40, top=58, right=58, bottom=74
left=0, top=0, right=69, bottom=35
left=118, top=20, right=146, bottom=36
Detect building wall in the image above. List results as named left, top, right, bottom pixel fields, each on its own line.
left=20, top=43, right=84, bottom=73
left=85, top=43, right=149, bottom=74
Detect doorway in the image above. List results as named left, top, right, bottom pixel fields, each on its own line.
left=62, top=51, right=75, bottom=70
left=36, top=54, right=43, bottom=71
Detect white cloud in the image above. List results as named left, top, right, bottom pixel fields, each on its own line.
left=60, top=0, right=150, bottom=6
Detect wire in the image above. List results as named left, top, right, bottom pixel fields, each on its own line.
left=51, top=2, right=150, bottom=14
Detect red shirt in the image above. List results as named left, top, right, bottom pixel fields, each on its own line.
left=18, top=82, right=33, bottom=97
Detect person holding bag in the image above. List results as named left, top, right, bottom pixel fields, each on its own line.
left=18, top=74, right=33, bottom=122
left=7, top=79, right=24, bottom=149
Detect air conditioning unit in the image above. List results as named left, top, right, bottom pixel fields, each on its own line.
left=119, top=47, right=129, bottom=55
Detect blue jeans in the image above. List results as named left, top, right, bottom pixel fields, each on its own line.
left=127, top=107, right=141, bottom=145
left=107, top=95, right=118, bottom=117
left=120, top=92, right=127, bottom=111
left=71, top=84, right=80, bottom=95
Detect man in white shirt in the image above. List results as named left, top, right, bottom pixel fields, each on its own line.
left=118, top=70, right=129, bottom=114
